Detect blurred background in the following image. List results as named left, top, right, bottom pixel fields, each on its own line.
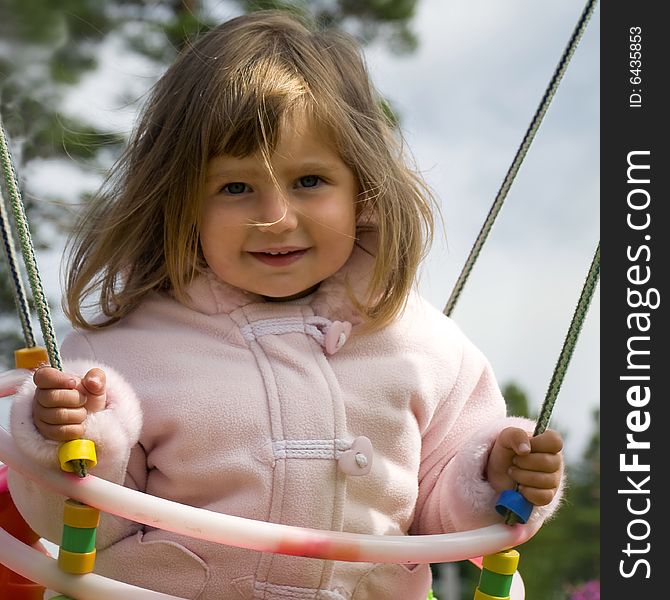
left=0, top=1, right=599, bottom=598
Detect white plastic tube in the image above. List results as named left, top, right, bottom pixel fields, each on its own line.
left=0, top=367, right=30, bottom=398
left=0, top=426, right=540, bottom=564
left=0, top=527, right=186, bottom=600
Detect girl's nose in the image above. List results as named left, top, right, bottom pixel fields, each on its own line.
left=257, top=190, right=298, bottom=233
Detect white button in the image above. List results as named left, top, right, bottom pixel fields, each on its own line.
left=338, top=436, right=373, bottom=476
left=324, top=321, right=352, bottom=355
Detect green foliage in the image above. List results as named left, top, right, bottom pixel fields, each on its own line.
left=502, top=381, right=531, bottom=418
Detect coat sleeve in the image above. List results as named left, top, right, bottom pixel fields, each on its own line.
left=410, top=327, right=564, bottom=535
left=8, top=331, right=146, bottom=548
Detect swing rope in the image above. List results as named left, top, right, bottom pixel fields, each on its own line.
left=0, top=186, right=35, bottom=348
left=0, top=117, right=62, bottom=370
left=443, top=0, right=598, bottom=318
left=503, top=242, right=599, bottom=525
left=534, top=243, right=599, bottom=437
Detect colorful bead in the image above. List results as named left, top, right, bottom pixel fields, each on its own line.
left=58, top=439, right=97, bottom=474
left=482, top=549, right=520, bottom=575
left=495, top=489, right=533, bottom=524
left=58, top=500, right=100, bottom=575
left=474, top=550, right=519, bottom=600
left=57, top=548, right=97, bottom=575
left=63, top=499, right=100, bottom=529
left=14, top=346, right=48, bottom=369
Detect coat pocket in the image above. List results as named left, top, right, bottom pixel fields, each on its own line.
left=95, top=529, right=210, bottom=599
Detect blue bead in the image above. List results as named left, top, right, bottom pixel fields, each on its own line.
left=495, top=489, right=533, bottom=524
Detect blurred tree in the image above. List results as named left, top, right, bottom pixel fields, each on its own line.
left=503, top=381, right=531, bottom=418
left=0, top=0, right=419, bottom=366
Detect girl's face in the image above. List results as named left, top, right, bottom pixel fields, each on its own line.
left=200, top=119, right=358, bottom=299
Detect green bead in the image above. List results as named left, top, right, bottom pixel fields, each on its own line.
left=479, top=568, right=513, bottom=597
left=61, top=523, right=97, bottom=553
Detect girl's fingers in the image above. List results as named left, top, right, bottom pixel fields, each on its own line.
left=33, top=367, right=77, bottom=390
left=35, top=422, right=86, bottom=443
left=34, top=405, right=87, bottom=426
left=508, top=466, right=561, bottom=489
left=518, top=486, right=557, bottom=507
left=529, top=430, right=563, bottom=453
left=496, top=427, right=533, bottom=456
left=512, top=452, right=562, bottom=473
left=80, top=368, right=106, bottom=413
left=34, top=388, right=85, bottom=409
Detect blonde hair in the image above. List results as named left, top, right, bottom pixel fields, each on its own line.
left=64, top=10, right=436, bottom=331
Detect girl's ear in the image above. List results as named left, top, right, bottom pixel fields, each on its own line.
left=355, top=194, right=377, bottom=227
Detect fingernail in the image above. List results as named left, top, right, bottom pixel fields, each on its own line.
left=518, top=443, right=531, bottom=454
left=508, top=467, right=514, bottom=475
left=89, top=375, right=101, bottom=387
left=68, top=378, right=77, bottom=388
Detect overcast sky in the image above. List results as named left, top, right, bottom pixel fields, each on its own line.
left=366, top=0, right=600, bottom=461
left=5, top=1, right=599, bottom=462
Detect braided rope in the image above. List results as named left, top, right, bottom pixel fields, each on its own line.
left=0, top=119, right=62, bottom=370
left=504, top=244, right=599, bottom=525
left=444, top=0, right=598, bottom=317
left=0, top=187, right=36, bottom=347
left=534, top=243, right=600, bottom=436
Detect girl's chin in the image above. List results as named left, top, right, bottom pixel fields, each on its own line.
left=261, top=282, right=321, bottom=302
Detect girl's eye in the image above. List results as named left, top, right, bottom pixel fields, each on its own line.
left=222, top=182, right=249, bottom=195
left=297, top=175, right=321, bottom=189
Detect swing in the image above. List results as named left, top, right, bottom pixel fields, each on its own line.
left=0, top=1, right=599, bottom=598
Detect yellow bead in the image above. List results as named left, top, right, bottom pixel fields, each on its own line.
left=474, top=589, right=508, bottom=600
left=481, top=550, right=520, bottom=575
left=58, top=439, right=97, bottom=472
left=14, top=346, right=48, bottom=369
left=57, top=548, right=97, bottom=574
left=63, top=499, right=100, bottom=528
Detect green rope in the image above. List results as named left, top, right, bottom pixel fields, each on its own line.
left=444, top=0, right=598, bottom=317
left=0, top=186, right=36, bottom=347
left=0, top=118, right=62, bottom=370
left=504, top=243, right=599, bottom=525
left=533, top=243, right=600, bottom=436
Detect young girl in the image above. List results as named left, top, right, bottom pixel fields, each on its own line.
left=9, top=11, right=563, bottom=600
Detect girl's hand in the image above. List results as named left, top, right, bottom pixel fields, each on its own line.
left=32, top=366, right=107, bottom=442
left=485, top=427, right=563, bottom=507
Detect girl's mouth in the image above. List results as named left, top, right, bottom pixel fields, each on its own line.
left=249, top=249, right=308, bottom=266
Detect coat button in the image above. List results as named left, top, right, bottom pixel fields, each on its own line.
left=324, top=321, right=352, bottom=355
left=338, top=436, right=373, bottom=476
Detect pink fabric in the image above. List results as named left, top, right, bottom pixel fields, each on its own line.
left=8, top=239, right=563, bottom=600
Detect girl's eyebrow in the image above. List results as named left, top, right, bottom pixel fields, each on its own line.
left=206, top=160, right=341, bottom=181
left=205, top=167, right=262, bottom=182
left=290, top=160, right=340, bottom=174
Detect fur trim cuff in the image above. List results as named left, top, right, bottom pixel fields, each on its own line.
left=10, top=360, right=142, bottom=475
left=441, top=416, right=563, bottom=531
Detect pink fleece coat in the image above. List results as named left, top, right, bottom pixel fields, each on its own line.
left=9, top=241, right=562, bottom=599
